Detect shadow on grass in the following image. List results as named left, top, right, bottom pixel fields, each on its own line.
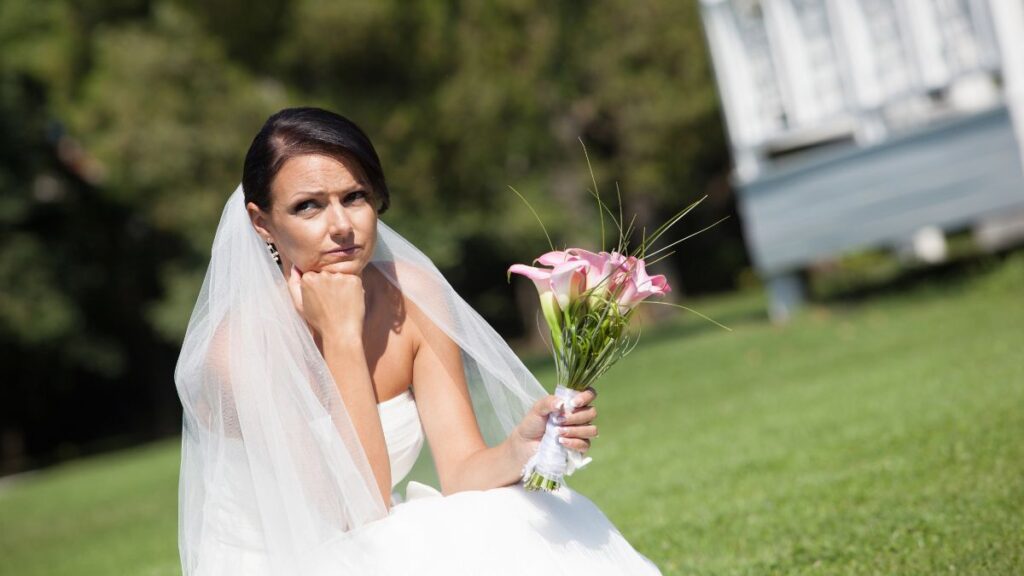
left=814, top=249, right=1021, bottom=306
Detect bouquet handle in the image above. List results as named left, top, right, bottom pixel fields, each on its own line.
left=523, top=385, right=592, bottom=491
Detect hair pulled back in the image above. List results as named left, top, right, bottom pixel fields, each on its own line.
left=242, top=107, right=390, bottom=214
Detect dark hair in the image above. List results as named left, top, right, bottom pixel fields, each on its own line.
left=242, top=107, right=390, bottom=214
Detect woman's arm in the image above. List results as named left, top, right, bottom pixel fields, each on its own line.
left=410, top=317, right=523, bottom=493
left=289, top=267, right=392, bottom=505
left=321, top=332, right=393, bottom=505
left=409, top=304, right=598, bottom=494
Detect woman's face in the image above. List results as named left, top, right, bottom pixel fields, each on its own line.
left=247, top=154, right=379, bottom=276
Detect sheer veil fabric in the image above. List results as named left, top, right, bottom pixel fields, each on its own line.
left=174, top=185, right=550, bottom=574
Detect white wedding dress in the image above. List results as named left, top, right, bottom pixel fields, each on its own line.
left=195, top=388, right=661, bottom=575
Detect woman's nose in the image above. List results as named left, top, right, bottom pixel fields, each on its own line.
left=326, top=200, right=352, bottom=236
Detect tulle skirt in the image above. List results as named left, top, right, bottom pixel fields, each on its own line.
left=196, top=481, right=661, bottom=575
left=326, top=482, right=662, bottom=575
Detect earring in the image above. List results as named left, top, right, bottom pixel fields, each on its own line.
left=265, top=241, right=281, bottom=264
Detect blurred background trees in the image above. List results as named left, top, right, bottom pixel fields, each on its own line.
left=0, top=0, right=745, bottom=472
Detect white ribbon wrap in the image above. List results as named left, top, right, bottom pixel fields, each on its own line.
left=522, top=385, right=593, bottom=487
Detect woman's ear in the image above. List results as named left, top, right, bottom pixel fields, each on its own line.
left=246, top=201, right=273, bottom=241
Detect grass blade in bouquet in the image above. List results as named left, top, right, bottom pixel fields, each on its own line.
left=507, top=144, right=730, bottom=492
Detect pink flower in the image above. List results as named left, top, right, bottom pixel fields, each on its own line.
left=613, top=257, right=671, bottom=311
left=508, top=259, right=586, bottom=354
left=508, top=260, right=587, bottom=309
left=574, top=249, right=621, bottom=298
left=512, top=247, right=671, bottom=313
left=548, top=260, right=588, bottom=308
left=535, top=248, right=624, bottom=299
left=534, top=250, right=571, bottom=267
left=508, top=263, right=553, bottom=296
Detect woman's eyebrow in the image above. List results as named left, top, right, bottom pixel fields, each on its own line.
left=290, top=185, right=367, bottom=198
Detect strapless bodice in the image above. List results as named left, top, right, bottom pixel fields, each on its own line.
left=376, top=388, right=425, bottom=491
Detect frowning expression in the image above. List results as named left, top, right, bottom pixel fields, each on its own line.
left=247, top=154, right=379, bottom=276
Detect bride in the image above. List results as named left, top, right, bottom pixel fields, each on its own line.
left=174, top=107, right=661, bottom=575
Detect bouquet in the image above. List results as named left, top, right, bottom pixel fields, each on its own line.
left=509, top=145, right=728, bottom=492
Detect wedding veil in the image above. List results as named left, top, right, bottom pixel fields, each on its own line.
left=174, top=184, right=548, bottom=574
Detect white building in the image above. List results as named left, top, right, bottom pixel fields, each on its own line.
left=700, top=0, right=1024, bottom=320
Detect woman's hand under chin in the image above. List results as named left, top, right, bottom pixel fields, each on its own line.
left=287, top=265, right=366, bottom=341
left=510, top=387, right=599, bottom=468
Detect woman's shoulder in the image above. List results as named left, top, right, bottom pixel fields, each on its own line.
left=365, top=260, right=465, bottom=372
left=365, top=263, right=427, bottom=354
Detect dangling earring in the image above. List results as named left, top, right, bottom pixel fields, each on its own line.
left=265, top=240, right=281, bottom=264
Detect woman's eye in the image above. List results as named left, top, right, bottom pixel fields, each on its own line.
left=343, top=191, right=368, bottom=205
left=294, top=200, right=319, bottom=213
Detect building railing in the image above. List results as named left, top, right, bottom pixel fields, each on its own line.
left=700, top=0, right=1014, bottom=184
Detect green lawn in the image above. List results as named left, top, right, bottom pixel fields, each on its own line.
left=2, top=254, right=1022, bottom=575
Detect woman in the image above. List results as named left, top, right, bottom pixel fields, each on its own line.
left=175, top=107, right=661, bottom=575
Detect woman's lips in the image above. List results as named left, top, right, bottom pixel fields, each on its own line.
left=326, top=245, right=360, bottom=256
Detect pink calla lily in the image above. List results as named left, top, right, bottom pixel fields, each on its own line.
left=512, top=248, right=670, bottom=313
left=507, top=263, right=553, bottom=297
left=510, top=260, right=589, bottom=310
left=534, top=250, right=571, bottom=267
left=614, top=257, right=671, bottom=311
left=568, top=249, right=624, bottom=298
left=508, top=263, right=565, bottom=352
left=549, top=260, right=588, bottom=308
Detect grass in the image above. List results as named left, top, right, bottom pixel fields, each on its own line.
left=1, top=253, right=1022, bottom=575
left=0, top=439, right=181, bottom=576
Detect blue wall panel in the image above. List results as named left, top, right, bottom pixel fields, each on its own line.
left=739, top=106, right=1024, bottom=274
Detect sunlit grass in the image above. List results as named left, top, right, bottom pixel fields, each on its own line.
left=1, top=254, right=1021, bottom=575
left=0, top=439, right=181, bottom=575
left=573, top=253, right=1024, bottom=575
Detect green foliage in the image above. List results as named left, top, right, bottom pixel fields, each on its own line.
left=67, top=2, right=286, bottom=252
left=60, top=2, right=289, bottom=339
left=0, top=57, right=80, bottom=351
left=0, top=0, right=78, bottom=95
left=0, top=234, right=78, bottom=345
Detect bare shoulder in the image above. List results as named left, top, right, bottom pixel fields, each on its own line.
left=364, top=260, right=449, bottom=355
left=364, top=264, right=416, bottom=333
